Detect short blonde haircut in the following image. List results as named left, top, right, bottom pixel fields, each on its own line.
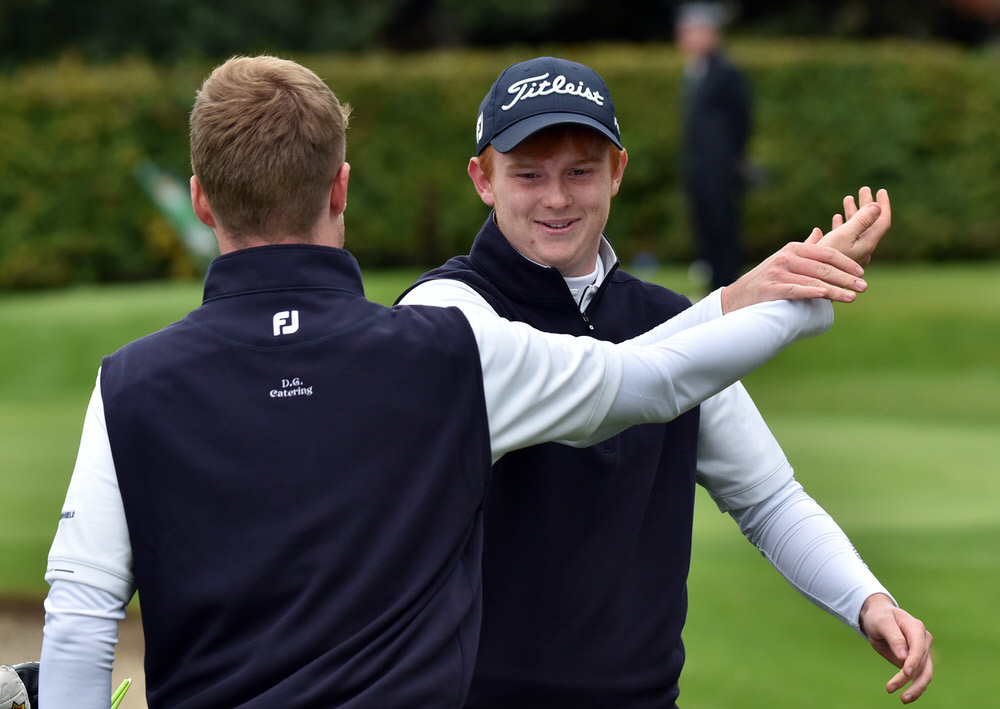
left=190, top=56, right=351, bottom=242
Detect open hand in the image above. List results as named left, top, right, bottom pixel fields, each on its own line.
left=809, top=187, right=891, bottom=266
left=721, top=195, right=882, bottom=313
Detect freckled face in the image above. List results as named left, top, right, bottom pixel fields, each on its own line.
left=469, top=136, right=627, bottom=277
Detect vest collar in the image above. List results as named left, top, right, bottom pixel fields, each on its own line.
left=202, top=244, right=365, bottom=303
left=468, top=213, right=620, bottom=309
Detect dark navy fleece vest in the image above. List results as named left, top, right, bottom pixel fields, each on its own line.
left=102, top=245, right=491, bottom=708
left=402, top=217, right=700, bottom=709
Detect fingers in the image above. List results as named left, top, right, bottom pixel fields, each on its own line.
left=818, top=200, right=882, bottom=264
left=889, top=616, right=933, bottom=704
left=902, top=650, right=933, bottom=704
left=863, top=600, right=934, bottom=704
left=840, top=202, right=882, bottom=241
left=770, top=243, right=867, bottom=300
left=831, top=186, right=888, bottom=246
left=899, top=615, right=932, bottom=677
left=835, top=186, right=867, bottom=228
left=889, top=652, right=934, bottom=704
left=843, top=194, right=858, bottom=220
left=847, top=186, right=874, bottom=213
left=887, top=645, right=933, bottom=704
left=720, top=240, right=869, bottom=311
left=876, top=186, right=892, bottom=226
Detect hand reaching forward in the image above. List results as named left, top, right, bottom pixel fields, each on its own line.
left=859, top=593, right=934, bottom=704
left=721, top=191, right=883, bottom=313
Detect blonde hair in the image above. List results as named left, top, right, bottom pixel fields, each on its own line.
left=190, top=55, right=351, bottom=242
left=478, top=125, right=623, bottom=181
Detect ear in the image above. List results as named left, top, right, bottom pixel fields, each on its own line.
left=610, top=148, right=628, bottom=198
left=330, top=162, right=350, bottom=217
left=190, top=176, right=216, bottom=227
left=468, top=157, right=496, bottom=207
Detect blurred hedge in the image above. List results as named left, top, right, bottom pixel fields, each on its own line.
left=2, top=41, right=999, bottom=288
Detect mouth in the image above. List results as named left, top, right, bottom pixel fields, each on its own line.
left=538, top=219, right=577, bottom=231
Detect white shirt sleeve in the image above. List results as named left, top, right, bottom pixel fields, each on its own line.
left=400, top=280, right=729, bottom=342
left=45, top=375, right=135, bottom=601
left=40, top=580, right=123, bottom=709
left=460, top=311, right=626, bottom=460
left=730, top=478, right=895, bottom=635
left=405, top=278, right=888, bottom=638
left=403, top=279, right=834, bottom=457
left=620, top=287, right=725, bottom=345
left=41, top=375, right=133, bottom=709
left=585, top=296, right=831, bottom=444
left=695, top=382, right=794, bottom=510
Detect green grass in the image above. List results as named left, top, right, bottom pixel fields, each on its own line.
left=681, top=263, right=1000, bottom=708
left=2, top=263, right=997, bottom=707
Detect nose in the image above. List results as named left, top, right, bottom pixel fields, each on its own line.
left=541, top=177, right=572, bottom=209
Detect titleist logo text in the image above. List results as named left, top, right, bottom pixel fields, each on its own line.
left=502, top=73, right=606, bottom=111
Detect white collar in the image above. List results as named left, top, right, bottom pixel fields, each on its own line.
left=564, top=237, right=617, bottom=312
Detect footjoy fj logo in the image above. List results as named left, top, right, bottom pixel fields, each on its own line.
left=270, top=377, right=314, bottom=399
left=273, top=310, right=300, bottom=336
left=501, top=72, right=606, bottom=111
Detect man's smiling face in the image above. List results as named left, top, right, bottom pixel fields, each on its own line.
left=469, top=127, right=627, bottom=277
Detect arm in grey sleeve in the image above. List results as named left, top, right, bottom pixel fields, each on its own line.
left=620, top=287, right=725, bottom=345
left=463, top=296, right=832, bottom=457
left=401, top=280, right=728, bottom=342
left=41, top=375, right=133, bottom=708
left=45, top=377, right=135, bottom=599
left=577, top=298, right=834, bottom=445
left=40, top=579, right=123, bottom=709
left=402, top=279, right=834, bottom=455
left=731, top=478, right=895, bottom=635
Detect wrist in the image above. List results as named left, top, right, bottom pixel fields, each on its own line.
left=719, top=284, right=735, bottom=314
left=858, top=592, right=895, bottom=635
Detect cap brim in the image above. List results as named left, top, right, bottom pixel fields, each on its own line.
left=488, top=112, right=622, bottom=153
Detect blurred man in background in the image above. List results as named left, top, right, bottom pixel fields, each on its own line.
left=677, top=1, right=753, bottom=290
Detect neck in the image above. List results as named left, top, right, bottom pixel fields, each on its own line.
left=216, top=223, right=345, bottom=255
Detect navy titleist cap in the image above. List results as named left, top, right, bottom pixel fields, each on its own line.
left=475, top=56, right=622, bottom=155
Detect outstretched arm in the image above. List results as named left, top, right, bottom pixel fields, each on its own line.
left=721, top=188, right=889, bottom=313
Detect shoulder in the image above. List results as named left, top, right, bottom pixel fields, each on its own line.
left=381, top=301, right=481, bottom=358
left=396, top=255, right=479, bottom=302
left=101, top=318, right=188, bottom=374
left=398, top=258, right=511, bottom=317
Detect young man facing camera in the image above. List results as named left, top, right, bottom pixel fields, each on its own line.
left=399, top=56, right=932, bottom=707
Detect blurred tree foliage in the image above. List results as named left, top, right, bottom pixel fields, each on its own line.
left=1, top=0, right=998, bottom=68
left=1, top=40, right=998, bottom=289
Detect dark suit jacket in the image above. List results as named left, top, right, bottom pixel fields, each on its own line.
left=681, top=49, right=751, bottom=186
